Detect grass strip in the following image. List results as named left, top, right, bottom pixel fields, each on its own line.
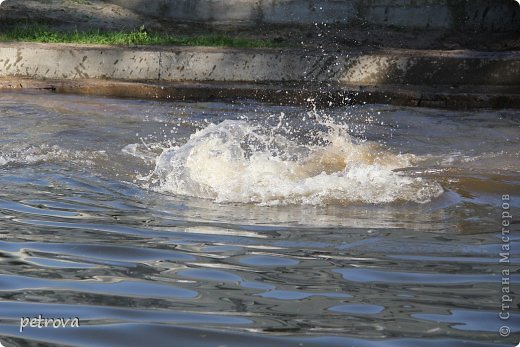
left=0, top=26, right=279, bottom=48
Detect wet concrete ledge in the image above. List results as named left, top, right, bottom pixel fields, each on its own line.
left=2, top=78, right=520, bottom=110
left=0, top=43, right=519, bottom=109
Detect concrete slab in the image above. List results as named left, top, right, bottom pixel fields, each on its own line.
left=0, top=44, right=160, bottom=80
left=1, top=43, right=519, bottom=86
left=0, top=43, right=518, bottom=108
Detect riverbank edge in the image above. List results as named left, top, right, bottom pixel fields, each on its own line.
left=1, top=43, right=519, bottom=109
left=2, top=78, right=519, bottom=110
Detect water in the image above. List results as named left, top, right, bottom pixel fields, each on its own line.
left=0, top=91, right=518, bottom=347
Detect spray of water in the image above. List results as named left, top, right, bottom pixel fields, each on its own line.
left=149, top=110, right=444, bottom=205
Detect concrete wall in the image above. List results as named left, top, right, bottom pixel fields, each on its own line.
left=104, top=0, right=520, bottom=30
left=1, top=43, right=519, bottom=86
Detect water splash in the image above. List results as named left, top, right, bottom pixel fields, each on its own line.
left=151, top=117, right=443, bottom=205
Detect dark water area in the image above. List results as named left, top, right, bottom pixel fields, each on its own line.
left=0, top=91, right=518, bottom=346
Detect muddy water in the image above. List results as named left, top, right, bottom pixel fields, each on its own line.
left=0, top=91, right=518, bottom=347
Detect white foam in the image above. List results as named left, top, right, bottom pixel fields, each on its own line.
left=151, top=120, right=443, bottom=205
left=0, top=145, right=103, bottom=168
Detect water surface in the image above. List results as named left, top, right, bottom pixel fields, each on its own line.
left=0, top=91, right=518, bottom=346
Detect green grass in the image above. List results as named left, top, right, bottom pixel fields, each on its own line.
left=0, top=26, right=279, bottom=48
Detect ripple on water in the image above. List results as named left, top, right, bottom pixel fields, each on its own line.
left=0, top=301, right=252, bottom=325
left=413, top=309, right=520, bottom=333
left=24, top=257, right=96, bottom=269
left=329, top=304, right=384, bottom=315
left=177, top=269, right=242, bottom=283
left=238, top=255, right=299, bottom=267
left=0, top=274, right=198, bottom=299
left=257, top=290, right=351, bottom=300
left=240, top=281, right=276, bottom=290
left=333, top=268, right=506, bottom=284
left=0, top=199, right=81, bottom=218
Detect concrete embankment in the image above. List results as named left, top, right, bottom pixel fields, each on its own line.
left=0, top=42, right=519, bottom=108
left=107, top=0, right=520, bottom=31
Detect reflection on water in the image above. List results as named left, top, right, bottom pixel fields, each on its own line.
left=0, top=91, right=518, bottom=347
